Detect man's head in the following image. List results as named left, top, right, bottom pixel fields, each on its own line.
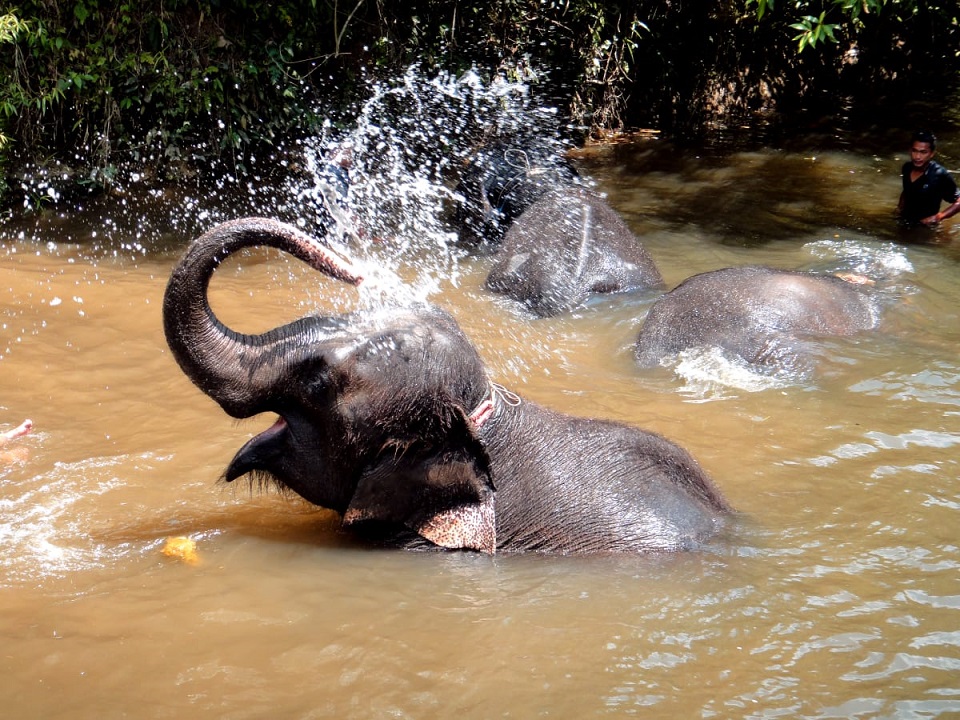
left=910, top=130, right=937, bottom=169
left=912, top=130, right=937, bottom=151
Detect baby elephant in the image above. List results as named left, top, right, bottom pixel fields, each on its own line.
left=635, top=265, right=880, bottom=377
left=163, top=217, right=731, bottom=554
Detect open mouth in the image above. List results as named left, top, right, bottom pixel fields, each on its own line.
left=224, top=416, right=288, bottom=482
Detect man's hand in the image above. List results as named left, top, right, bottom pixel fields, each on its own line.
left=0, top=419, right=33, bottom=447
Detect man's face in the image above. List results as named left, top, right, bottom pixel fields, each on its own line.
left=910, top=141, right=935, bottom=169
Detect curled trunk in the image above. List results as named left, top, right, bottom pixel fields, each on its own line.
left=162, top=217, right=363, bottom=417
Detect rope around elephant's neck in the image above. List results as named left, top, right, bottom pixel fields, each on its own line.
left=469, top=383, right=522, bottom=429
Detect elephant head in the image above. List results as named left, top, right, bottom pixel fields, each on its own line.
left=165, top=217, right=730, bottom=554
left=454, top=142, right=579, bottom=250
left=163, top=217, right=499, bottom=551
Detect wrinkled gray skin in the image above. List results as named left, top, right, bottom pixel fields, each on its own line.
left=163, top=217, right=730, bottom=554
left=635, top=266, right=879, bottom=376
left=486, top=186, right=665, bottom=317
left=454, top=143, right=663, bottom=317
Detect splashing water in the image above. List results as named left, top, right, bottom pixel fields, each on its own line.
left=802, top=238, right=914, bottom=281
left=277, top=64, right=572, bottom=310
left=671, top=346, right=797, bottom=401
left=0, top=454, right=129, bottom=581
left=1, top=63, right=574, bottom=321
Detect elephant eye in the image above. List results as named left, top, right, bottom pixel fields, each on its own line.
left=302, top=361, right=335, bottom=402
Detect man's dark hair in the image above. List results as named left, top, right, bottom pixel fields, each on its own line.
left=913, top=130, right=937, bottom=151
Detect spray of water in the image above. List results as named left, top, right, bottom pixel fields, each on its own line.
left=671, top=346, right=797, bottom=401
left=4, top=64, right=572, bottom=292
left=1, top=64, right=575, bottom=371
left=803, top=238, right=914, bottom=282
left=0, top=454, right=129, bottom=581
left=273, top=64, right=572, bottom=311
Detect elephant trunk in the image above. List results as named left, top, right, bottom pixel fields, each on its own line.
left=163, top=217, right=363, bottom=417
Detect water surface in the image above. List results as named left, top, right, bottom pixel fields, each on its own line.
left=2, top=118, right=959, bottom=718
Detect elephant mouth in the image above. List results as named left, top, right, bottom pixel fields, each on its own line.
left=224, top=416, right=288, bottom=483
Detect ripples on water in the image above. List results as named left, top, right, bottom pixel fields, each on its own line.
left=1, top=67, right=959, bottom=717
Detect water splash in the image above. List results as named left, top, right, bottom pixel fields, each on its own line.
left=669, top=346, right=797, bottom=401
left=802, top=238, right=914, bottom=281
left=2, top=64, right=571, bottom=312
left=276, top=64, right=571, bottom=310
left=0, top=454, right=128, bottom=583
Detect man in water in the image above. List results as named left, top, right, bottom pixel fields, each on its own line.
left=897, top=130, right=960, bottom=227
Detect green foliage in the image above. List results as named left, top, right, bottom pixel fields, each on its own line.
left=0, top=0, right=371, bottom=196
left=0, top=0, right=674, bottom=205
left=382, top=1, right=652, bottom=137
left=569, top=7, right=650, bottom=134
left=0, top=12, right=30, bottom=196
left=747, top=0, right=919, bottom=52
left=0, top=1, right=958, bottom=211
left=790, top=12, right=839, bottom=51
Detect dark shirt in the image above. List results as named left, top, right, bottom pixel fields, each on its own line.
left=900, top=160, right=960, bottom=224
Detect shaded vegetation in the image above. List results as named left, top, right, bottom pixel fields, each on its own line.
left=0, top=1, right=957, bottom=210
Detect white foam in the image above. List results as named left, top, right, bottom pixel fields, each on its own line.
left=670, top=346, right=794, bottom=401
left=804, top=238, right=914, bottom=278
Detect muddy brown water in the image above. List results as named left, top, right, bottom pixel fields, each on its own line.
left=2, top=138, right=959, bottom=719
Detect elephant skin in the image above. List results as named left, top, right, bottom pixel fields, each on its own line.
left=454, top=142, right=579, bottom=250
left=163, top=217, right=731, bottom=555
left=634, top=266, right=880, bottom=376
left=485, top=186, right=665, bottom=317
left=455, top=143, right=664, bottom=316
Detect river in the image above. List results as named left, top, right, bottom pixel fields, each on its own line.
left=1, top=80, right=959, bottom=718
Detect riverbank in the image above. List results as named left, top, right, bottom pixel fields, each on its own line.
left=2, top=2, right=957, bottom=217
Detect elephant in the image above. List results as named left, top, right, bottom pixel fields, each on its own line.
left=453, top=141, right=579, bottom=250
left=454, top=142, right=664, bottom=316
left=163, top=217, right=731, bottom=554
left=634, top=265, right=880, bottom=377
left=485, top=185, right=665, bottom=317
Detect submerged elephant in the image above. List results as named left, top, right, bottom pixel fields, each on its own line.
left=454, top=141, right=579, bottom=250
left=163, top=217, right=730, bottom=554
left=634, top=266, right=880, bottom=377
left=455, top=143, right=663, bottom=316
left=485, top=185, right=665, bottom=317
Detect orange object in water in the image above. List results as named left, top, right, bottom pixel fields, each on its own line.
left=162, top=536, right=200, bottom=565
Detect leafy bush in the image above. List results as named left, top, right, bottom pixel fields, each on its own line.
left=0, top=1, right=957, bottom=210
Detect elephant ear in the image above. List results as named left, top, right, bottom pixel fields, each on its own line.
left=342, top=406, right=497, bottom=554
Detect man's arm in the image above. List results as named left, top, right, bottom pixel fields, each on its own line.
left=0, top=419, right=32, bottom=447
left=928, top=195, right=960, bottom=224
left=921, top=171, right=960, bottom=225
